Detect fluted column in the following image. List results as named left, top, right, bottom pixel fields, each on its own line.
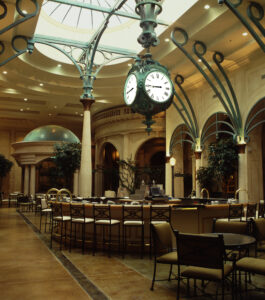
left=195, top=151, right=202, bottom=198
left=79, top=98, right=94, bottom=197
left=24, top=165, right=29, bottom=195
left=29, top=165, right=36, bottom=197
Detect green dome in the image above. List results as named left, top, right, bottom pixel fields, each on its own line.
left=24, top=125, right=80, bottom=143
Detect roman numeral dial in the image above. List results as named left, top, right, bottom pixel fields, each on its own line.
left=144, top=71, right=173, bottom=102
left=124, top=74, right=137, bottom=105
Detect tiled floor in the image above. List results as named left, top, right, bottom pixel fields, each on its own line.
left=1, top=207, right=265, bottom=299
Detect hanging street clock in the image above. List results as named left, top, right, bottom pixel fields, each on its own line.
left=123, top=54, right=174, bottom=133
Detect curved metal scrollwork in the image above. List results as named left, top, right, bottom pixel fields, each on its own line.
left=219, top=0, right=265, bottom=52
left=0, top=0, right=39, bottom=35
left=0, top=35, right=29, bottom=67
left=0, top=0, right=7, bottom=20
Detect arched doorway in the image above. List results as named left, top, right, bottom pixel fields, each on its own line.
left=135, top=138, right=165, bottom=190
left=102, top=143, right=120, bottom=193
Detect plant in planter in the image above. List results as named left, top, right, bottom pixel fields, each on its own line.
left=196, top=138, right=238, bottom=197
left=53, top=142, right=81, bottom=190
left=0, top=154, right=13, bottom=191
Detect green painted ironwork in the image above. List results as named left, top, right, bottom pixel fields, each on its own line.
left=169, top=124, right=194, bottom=155
left=219, top=0, right=265, bottom=52
left=245, top=98, right=265, bottom=140
left=0, top=0, right=39, bottom=35
left=135, top=0, right=162, bottom=49
left=201, top=112, right=236, bottom=145
left=48, top=0, right=168, bottom=25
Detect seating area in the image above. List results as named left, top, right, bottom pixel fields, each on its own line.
left=3, top=198, right=261, bottom=298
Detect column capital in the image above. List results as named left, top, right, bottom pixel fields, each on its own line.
left=236, top=143, right=246, bottom=154
left=194, top=151, right=202, bottom=159
left=80, top=98, right=95, bottom=111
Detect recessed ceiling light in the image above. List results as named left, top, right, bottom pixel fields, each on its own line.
left=24, top=98, right=28, bottom=101
left=75, top=112, right=78, bottom=114
left=80, top=113, right=83, bottom=117
left=198, top=59, right=202, bottom=62
left=204, top=4, right=210, bottom=9
left=57, top=64, right=62, bottom=67
left=164, top=38, right=170, bottom=42
left=128, top=63, right=132, bottom=67
left=48, top=113, right=52, bottom=116
left=3, top=71, right=7, bottom=74
left=20, top=108, right=24, bottom=112
left=54, top=105, right=57, bottom=109
left=26, top=107, right=30, bottom=110
left=39, top=83, right=44, bottom=86
left=242, top=32, right=248, bottom=36
left=22, top=10, right=27, bottom=14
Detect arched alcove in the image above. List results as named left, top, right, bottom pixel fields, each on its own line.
left=135, top=138, right=165, bottom=189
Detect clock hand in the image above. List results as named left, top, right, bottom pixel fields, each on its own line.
left=127, top=87, right=134, bottom=94
left=146, top=85, right=162, bottom=88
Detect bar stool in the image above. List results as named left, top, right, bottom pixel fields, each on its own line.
left=245, top=203, right=257, bottom=220
left=93, top=204, right=120, bottom=257
left=69, top=203, right=94, bottom=254
left=50, top=202, right=71, bottom=250
left=122, top=204, right=144, bottom=258
left=228, top=203, right=244, bottom=221
left=149, top=205, right=171, bottom=258
left=258, top=201, right=265, bottom=218
left=39, top=198, right=52, bottom=232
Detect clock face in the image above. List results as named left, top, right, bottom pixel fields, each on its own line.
left=124, top=74, right=137, bottom=105
left=144, top=71, right=173, bottom=102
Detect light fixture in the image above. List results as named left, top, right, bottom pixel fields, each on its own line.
left=80, top=113, right=83, bottom=117
left=24, top=98, right=28, bottom=101
left=198, top=59, right=202, bottom=62
left=164, top=38, right=170, bottom=42
left=54, top=105, right=57, bottom=109
left=20, top=108, right=24, bottom=112
left=169, top=157, right=176, bottom=198
left=39, top=83, right=44, bottom=86
left=3, top=71, right=7, bottom=74
left=204, top=4, right=210, bottom=9
left=48, top=113, right=52, bottom=116
left=128, top=63, right=132, bottom=67
left=26, top=107, right=30, bottom=110
left=242, top=32, right=248, bottom=36
left=75, top=112, right=78, bottom=114
left=22, top=10, right=27, bottom=14
left=57, top=64, right=62, bottom=67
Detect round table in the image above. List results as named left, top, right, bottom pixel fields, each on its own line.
left=207, top=233, right=256, bottom=249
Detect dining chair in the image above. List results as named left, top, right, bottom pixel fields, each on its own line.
left=252, top=218, right=265, bottom=256
left=50, top=202, right=71, bottom=250
left=93, top=204, right=120, bottom=257
left=122, top=204, right=144, bottom=258
left=39, top=198, right=52, bottom=233
left=17, top=195, right=33, bottom=212
left=150, top=223, right=178, bottom=291
left=149, top=205, right=171, bottom=258
left=212, top=218, right=252, bottom=261
left=175, top=231, right=234, bottom=300
left=245, top=203, right=257, bottom=221
left=69, top=203, right=94, bottom=254
left=258, top=201, right=265, bottom=218
left=228, top=204, right=244, bottom=221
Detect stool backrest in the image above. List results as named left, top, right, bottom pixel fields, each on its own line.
left=246, top=203, right=257, bottom=219
left=41, top=198, right=48, bottom=210
left=123, top=205, right=143, bottom=223
left=51, top=202, right=62, bottom=218
left=228, top=204, right=243, bottom=221
left=258, top=201, right=265, bottom=218
left=93, top=204, right=111, bottom=220
left=150, top=205, right=171, bottom=222
left=70, top=204, right=85, bottom=219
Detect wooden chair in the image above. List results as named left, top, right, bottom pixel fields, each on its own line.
left=17, top=195, right=33, bottom=212
left=149, top=205, right=171, bottom=258
left=69, top=203, right=94, bottom=254
left=50, top=202, right=71, bottom=250
left=93, top=204, right=120, bottom=257
left=150, top=223, right=178, bottom=291
left=175, top=231, right=234, bottom=300
left=122, top=204, right=144, bottom=258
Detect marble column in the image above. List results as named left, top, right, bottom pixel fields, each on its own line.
left=237, top=144, right=248, bottom=203
left=29, top=165, right=36, bottom=197
left=194, top=151, right=202, bottom=198
left=79, top=98, right=94, bottom=197
left=73, top=170, right=79, bottom=197
left=24, top=165, right=29, bottom=196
